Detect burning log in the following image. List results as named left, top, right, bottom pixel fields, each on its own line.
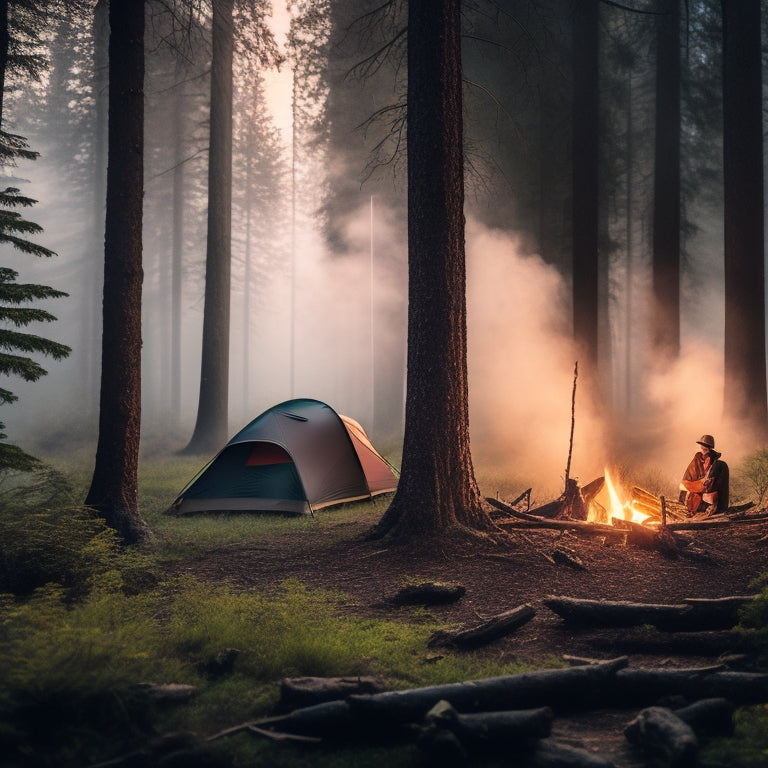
left=624, top=706, right=698, bottom=767
left=543, top=595, right=757, bottom=632
left=428, top=603, right=536, bottom=650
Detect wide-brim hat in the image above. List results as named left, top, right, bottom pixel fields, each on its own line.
left=696, top=434, right=715, bottom=449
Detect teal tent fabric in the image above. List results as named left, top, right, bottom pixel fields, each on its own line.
left=172, top=398, right=397, bottom=515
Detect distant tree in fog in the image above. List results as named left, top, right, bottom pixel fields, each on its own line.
left=371, top=0, right=494, bottom=541
left=721, top=0, right=767, bottom=438
left=84, top=0, right=150, bottom=545
left=142, top=4, right=209, bottom=432
left=183, top=0, right=279, bottom=455
left=231, top=65, right=288, bottom=419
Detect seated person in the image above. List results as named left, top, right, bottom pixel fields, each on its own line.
left=679, top=434, right=729, bottom=516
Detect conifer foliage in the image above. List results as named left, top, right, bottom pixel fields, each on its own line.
left=0, top=134, right=70, bottom=471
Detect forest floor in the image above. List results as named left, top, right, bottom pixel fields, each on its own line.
left=169, top=507, right=768, bottom=766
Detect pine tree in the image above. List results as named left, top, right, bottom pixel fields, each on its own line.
left=0, top=141, right=70, bottom=471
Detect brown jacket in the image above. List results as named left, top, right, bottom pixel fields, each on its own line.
left=682, top=450, right=729, bottom=512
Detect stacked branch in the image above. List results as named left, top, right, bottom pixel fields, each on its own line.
left=544, top=595, right=757, bottom=632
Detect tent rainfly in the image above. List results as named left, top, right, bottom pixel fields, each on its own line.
left=170, top=398, right=398, bottom=515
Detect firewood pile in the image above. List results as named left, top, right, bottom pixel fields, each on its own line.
left=485, top=476, right=768, bottom=560
left=95, top=588, right=767, bottom=767
left=198, top=660, right=768, bottom=768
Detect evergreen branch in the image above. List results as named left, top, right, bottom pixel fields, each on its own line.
left=0, top=213, right=46, bottom=236
left=0, top=306, right=60, bottom=325
left=0, top=330, right=71, bottom=360
left=0, top=187, right=40, bottom=207
left=0, top=352, right=48, bottom=381
left=0, top=389, right=18, bottom=405
left=0, top=233, right=56, bottom=257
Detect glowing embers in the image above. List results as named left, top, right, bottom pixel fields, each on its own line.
left=588, top=468, right=651, bottom=526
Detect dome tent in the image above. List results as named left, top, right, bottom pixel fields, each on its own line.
left=170, top=398, right=398, bottom=515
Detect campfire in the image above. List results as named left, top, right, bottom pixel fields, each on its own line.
left=587, top=468, right=651, bottom=526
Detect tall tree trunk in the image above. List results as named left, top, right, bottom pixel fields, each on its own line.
left=571, top=0, right=600, bottom=376
left=371, top=0, right=491, bottom=541
left=84, top=0, right=109, bottom=421
left=721, top=0, right=767, bottom=437
left=624, top=70, right=634, bottom=417
left=651, top=0, right=681, bottom=361
left=171, top=71, right=184, bottom=430
left=183, top=0, right=234, bottom=454
left=0, top=0, right=7, bottom=124
left=85, top=0, right=150, bottom=546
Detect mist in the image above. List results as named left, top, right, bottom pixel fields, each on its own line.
left=1, top=0, right=766, bottom=511
left=0, top=148, right=755, bottom=506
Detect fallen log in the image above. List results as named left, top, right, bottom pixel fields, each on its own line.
left=667, top=513, right=768, bottom=531
left=390, top=582, right=466, bottom=606
left=277, top=675, right=387, bottom=711
left=419, top=699, right=553, bottom=748
left=348, top=657, right=629, bottom=722
left=486, top=496, right=556, bottom=523
left=428, top=603, right=536, bottom=650
left=550, top=545, right=588, bottom=570
left=673, top=697, right=735, bottom=737
left=590, top=627, right=757, bottom=657
left=528, top=478, right=590, bottom=520
left=624, top=706, right=698, bottom=768
left=543, top=595, right=756, bottom=632
left=612, top=667, right=768, bottom=707
left=241, top=700, right=355, bottom=738
left=494, top=515, right=629, bottom=542
left=612, top=519, right=679, bottom=557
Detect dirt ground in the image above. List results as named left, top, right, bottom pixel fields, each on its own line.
left=171, top=509, right=768, bottom=766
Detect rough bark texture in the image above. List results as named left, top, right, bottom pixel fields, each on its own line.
left=571, top=0, right=599, bottom=373
left=0, top=0, right=7, bottom=123
left=372, top=0, right=490, bottom=540
left=721, top=0, right=767, bottom=437
left=85, top=0, right=150, bottom=545
left=184, top=0, right=234, bottom=454
left=651, top=0, right=681, bottom=360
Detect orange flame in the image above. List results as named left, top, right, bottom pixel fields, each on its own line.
left=596, top=468, right=650, bottom=525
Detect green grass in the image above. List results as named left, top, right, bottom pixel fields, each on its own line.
left=3, top=454, right=768, bottom=767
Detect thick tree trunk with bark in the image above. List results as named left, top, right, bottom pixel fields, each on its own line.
left=651, top=0, right=681, bottom=360
left=371, top=0, right=491, bottom=540
left=85, top=0, right=150, bottom=546
left=0, top=0, right=7, bottom=123
left=184, top=0, right=234, bottom=454
left=721, top=0, right=767, bottom=438
left=571, top=0, right=599, bottom=374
